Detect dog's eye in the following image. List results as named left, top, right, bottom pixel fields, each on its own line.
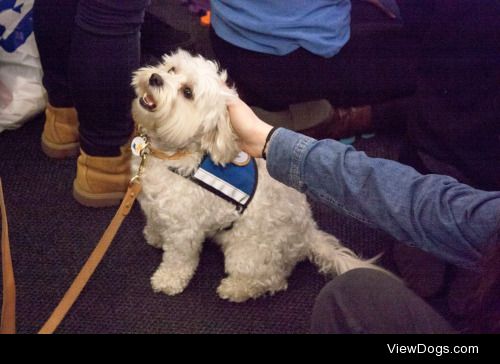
left=168, top=67, right=175, bottom=73
left=182, top=86, right=193, bottom=100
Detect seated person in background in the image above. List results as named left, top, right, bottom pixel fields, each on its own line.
left=397, top=0, right=499, bottom=192
left=210, top=0, right=415, bottom=141
left=392, top=0, right=500, bottom=309
left=226, top=96, right=500, bottom=333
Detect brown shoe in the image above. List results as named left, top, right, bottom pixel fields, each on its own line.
left=302, top=105, right=372, bottom=140
left=73, top=146, right=131, bottom=208
left=251, top=99, right=334, bottom=131
left=41, top=103, right=80, bottom=158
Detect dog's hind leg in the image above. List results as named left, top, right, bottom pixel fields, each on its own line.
left=217, top=241, right=290, bottom=302
left=150, top=231, right=205, bottom=296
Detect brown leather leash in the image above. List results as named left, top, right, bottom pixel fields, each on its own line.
left=0, top=130, right=195, bottom=334
left=38, top=181, right=142, bottom=334
left=0, top=178, right=16, bottom=334
left=0, top=177, right=142, bottom=334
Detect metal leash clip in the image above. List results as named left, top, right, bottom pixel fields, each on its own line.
left=129, top=126, right=150, bottom=185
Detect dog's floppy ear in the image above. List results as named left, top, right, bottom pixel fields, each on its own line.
left=200, top=103, right=239, bottom=166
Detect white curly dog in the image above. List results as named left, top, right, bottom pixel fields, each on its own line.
left=131, top=50, right=380, bottom=302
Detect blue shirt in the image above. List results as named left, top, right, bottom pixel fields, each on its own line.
left=211, top=0, right=351, bottom=58
left=266, top=128, right=500, bottom=270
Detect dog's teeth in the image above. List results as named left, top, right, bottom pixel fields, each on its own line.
left=143, top=94, right=152, bottom=105
left=141, top=93, right=156, bottom=109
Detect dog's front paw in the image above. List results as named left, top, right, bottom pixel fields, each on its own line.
left=150, top=268, right=190, bottom=295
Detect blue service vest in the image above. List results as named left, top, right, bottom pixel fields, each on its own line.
left=190, top=154, right=258, bottom=213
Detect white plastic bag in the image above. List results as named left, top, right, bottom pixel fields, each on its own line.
left=0, top=0, right=46, bottom=133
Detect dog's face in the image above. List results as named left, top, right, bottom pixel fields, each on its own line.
left=131, top=49, right=239, bottom=165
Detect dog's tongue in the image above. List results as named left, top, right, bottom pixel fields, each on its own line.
left=141, top=92, right=157, bottom=111
left=143, top=93, right=156, bottom=107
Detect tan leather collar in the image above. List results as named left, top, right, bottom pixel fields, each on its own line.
left=134, top=125, right=191, bottom=161
left=149, top=146, right=191, bottom=161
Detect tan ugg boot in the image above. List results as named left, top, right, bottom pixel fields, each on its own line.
left=72, top=146, right=131, bottom=207
left=41, top=103, right=80, bottom=159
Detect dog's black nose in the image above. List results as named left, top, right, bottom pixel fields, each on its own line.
left=149, top=73, right=163, bottom=87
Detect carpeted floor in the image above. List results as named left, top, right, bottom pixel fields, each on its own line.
left=0, top=1, right=410, bottom=334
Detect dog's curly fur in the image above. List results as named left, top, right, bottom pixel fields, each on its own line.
left=131, top=50, right=380, bottom=302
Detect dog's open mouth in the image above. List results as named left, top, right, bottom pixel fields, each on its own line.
left=140, top=92, right=157, bottom=111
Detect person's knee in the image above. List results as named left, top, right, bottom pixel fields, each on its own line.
left=312, top=268, right=398, bottom=333
left=76, top=0, right=150, bottom=35
left=320, top=268, right=398, bottom=297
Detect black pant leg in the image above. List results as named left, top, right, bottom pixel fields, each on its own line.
left=311, top=268, right=455, bottom=334
left=69, top=0, right=150, bottom=156
left=33, top=0, right=79, bottom=107
left=401, top=1, right=500, bottom=191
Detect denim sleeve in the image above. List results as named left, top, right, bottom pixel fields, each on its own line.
left=266, top=128, right=500, bottom=270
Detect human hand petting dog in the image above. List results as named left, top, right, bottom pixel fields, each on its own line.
left=226, top=97, right=274, bottom=158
